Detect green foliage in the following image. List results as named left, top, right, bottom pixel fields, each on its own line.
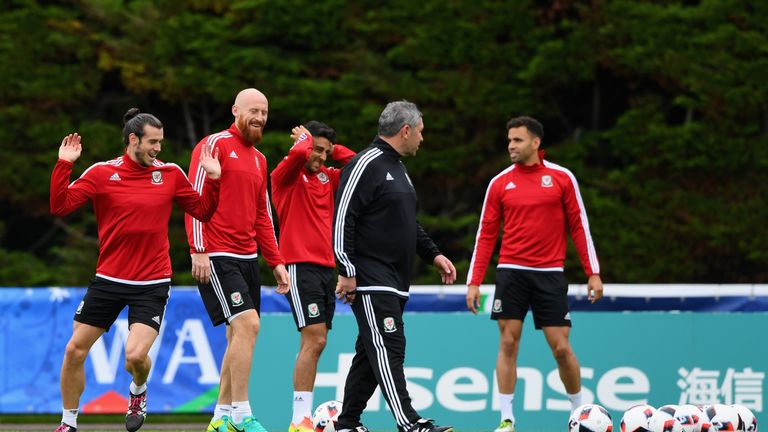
left=1, top=0, right=766, bottom=287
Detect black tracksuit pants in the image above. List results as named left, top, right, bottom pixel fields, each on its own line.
left=337, top=293, right=420, bottom=431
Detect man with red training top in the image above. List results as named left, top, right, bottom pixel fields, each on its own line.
left=270, top=121, right=355, bottom=432
left=50, top=108, right=221, bottom=432
left=465, top=116, right=604, bottom=432
left=185, top=88, right=289, bottom=432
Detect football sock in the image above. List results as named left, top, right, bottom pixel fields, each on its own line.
left=231, top=400, right=252, bottom=424
left=213, top=404, right=232, bottom=421
left=499, top=393, right=515, bottom=423
left=62, top=408, right=78, bottom=428
left=568, top=391, right=583, bottom=411
left=130, top=381, right=147, bottom=395
left=292, top=391, right=313, bottom=424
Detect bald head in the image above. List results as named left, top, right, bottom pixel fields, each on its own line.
left=234, top=88, right=267, bottom=108
left=232, top=88, right=268, bottom=144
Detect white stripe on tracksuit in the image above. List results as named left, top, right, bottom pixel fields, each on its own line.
left=334, top=149, right=383, bottom=276
left=208, top=261, right=231, bottom=319
left=543, top=160, right=600, bottom=274
left=361, top=295, right=413, bottom=430
left=191, top=131, right=231, bottom=252
left=287, top=264, right=305, bottom=328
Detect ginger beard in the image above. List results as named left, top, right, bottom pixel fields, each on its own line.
left=236, top=115, right=264, bottom=145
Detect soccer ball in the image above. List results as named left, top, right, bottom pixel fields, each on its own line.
left=658, top=404, right=697, bottom=432
left=732, top=405, right=757, bottom=432
left=621, top=404, right=656, bottom=432
left=313, top=400, right=342, bottom=432
left=677, top=404, right=713, bottom=432
left=648, top=407, right=684, bottom=432
left=705, top=404, right=742, bottom=431
left=569, top=404, right=614, bottom=432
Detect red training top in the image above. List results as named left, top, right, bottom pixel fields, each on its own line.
left=50, top=155, right=220, bottom=285
left=467, top=153, right=600, bottom=286
left=185, top=123, right=284, bottom=267
left=271, top=133, right=355, bottom=267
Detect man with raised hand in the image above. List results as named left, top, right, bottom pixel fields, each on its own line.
left=50, top=108, right=221, bottom=432
left=271, top=121, right=355, bottom=432
left=185, top=89, right=290, bottom=432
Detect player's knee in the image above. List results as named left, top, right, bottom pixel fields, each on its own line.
left=311, top=335, right=327, bottom=355
left=499, top=335, right=519, bottom=355
left=124, top=351, right=147, bottom=370
left=551, top=343, right=573, bottom=361
left=64, top=341, right=89, bottom=364
left=233, top=315, right=260, bottom=338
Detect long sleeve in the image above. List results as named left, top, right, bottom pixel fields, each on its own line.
left=467, top=178, right=503, bottom=286
left=253, top=153, right=284, bottom=267
left=329, top=144, right=356, bottom=190
left=50, top=159, right=96, bottom=216
left=271, top=134, right=312, bottom=190
left=334, top=152, right=379, bottom=278
left=416, top=221, right=441, bottom=263
left=185, top=138, right=221, bottom=253
left=332, top=144, right=356, bottom=165
left=562, top=172, right=600, bottom=276
left=173, top=165, right=220, bottom=223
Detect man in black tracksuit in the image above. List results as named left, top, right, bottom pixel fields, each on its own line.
left=333, top=100, right=457, bottom=432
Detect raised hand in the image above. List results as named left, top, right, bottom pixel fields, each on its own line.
left=199, top=144, right=221, bottom=179
left=290, top=125, right=311, bottom=143
left=58, top=133, right=83, bottom=163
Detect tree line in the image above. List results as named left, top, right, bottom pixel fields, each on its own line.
left=1, top=0, right=766, bottom=286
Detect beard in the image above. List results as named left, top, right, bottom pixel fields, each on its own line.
left=236, top=116, right=264, bottom=144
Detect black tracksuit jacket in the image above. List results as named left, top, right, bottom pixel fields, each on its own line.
left=333, top=136, right=441, bottom=298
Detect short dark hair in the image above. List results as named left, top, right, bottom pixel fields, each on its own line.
left=506, top=116, right=543, bottom=140
left=122, top=108, right=163, bottom=147
left=304, top=120, right=337, bottom=144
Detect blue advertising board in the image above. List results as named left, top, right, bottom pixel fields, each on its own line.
left=0, top=286, right=766, bottom=431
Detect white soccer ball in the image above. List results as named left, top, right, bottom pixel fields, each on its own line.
left=705, top=404, right=742, bottom=431
left=569, top=404, right=614, bottom=432
left=677, top=404, right=712, bottom=432
left=732, top=405, right=757, bottom=432
left=312, top=400, right=342, bottom=432
left=658, top=404, right=698, bottom=432
left=648, top=407, right=684, bottom=432
left=621, top=404, right=656, bottom=432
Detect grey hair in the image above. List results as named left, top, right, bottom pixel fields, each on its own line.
left=377, top=100, right=422, bottom=137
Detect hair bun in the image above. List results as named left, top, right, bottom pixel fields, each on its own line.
left=123, top=108, right=141, bottom=124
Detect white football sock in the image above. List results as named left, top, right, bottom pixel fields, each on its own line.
left=292, top=391, right=313, bottom=424
left=130, top=381, right=147, bottom=395
left=231, top=400, right=252, bottom=424
left=568, top=391, right=583, bottom=411
left=62, top=408, right=78, bottom=428
left=213, top=404, right=232, bottom=421
left=499, top=393, right=515, bottom=422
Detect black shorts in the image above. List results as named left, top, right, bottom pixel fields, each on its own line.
left=286, top=263, right=336, bottom=331
left=491, top=268, right=571, bottom=329
left=74, top=278, right=170, bottom=332
left=198, top=257, right=261, bottom=326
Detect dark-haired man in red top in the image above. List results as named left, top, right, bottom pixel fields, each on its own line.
left=465, top=116, right=603, bottom=432
left=51, top=109, right=221, bottom=432
left=271, top=121, right=355, bottom=431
